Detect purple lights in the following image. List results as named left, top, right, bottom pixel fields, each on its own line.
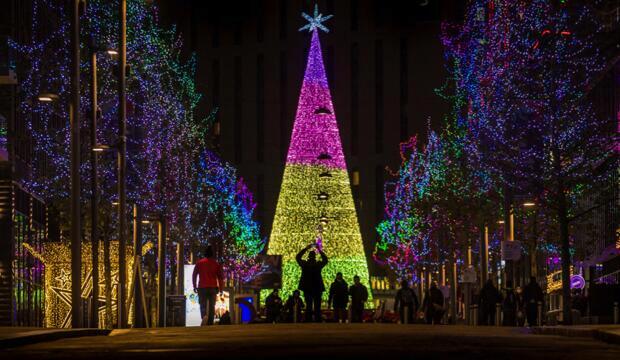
left=285, top=30, right=346, bottom=169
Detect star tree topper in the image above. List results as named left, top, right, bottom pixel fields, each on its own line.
left=299, top=4, right=333, bottom=33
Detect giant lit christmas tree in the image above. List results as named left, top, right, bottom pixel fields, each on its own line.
left=268, top=6, right=371, bottom=299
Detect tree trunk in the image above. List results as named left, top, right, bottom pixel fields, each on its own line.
left=103, top=217, right=113, bottom=328
left=558, top=185, right=572, bottom=325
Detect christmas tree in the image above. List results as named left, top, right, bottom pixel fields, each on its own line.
left=267, top=6, right=371, bottom=300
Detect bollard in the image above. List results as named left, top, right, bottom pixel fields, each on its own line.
left=293, top=303, right=298, bottom=323
left=495, top=303, right=501, bottom=326
left=537, top=301, right=542, bottom=327
left=614, top=302, right=619, bottom=325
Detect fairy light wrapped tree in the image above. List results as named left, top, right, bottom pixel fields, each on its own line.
left=267, top=6, right=371, bottom=300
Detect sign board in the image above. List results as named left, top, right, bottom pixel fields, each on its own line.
left=461, top=266, right=477, bottom=283
left=570, top=274, right=585, bottom=290
left=246, top=255, right=282, bottom=289
left=501, top=240, right=522, bottom=261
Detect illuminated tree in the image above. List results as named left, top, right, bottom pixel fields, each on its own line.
left=375, top=136, right=434, bottom=281
left=193, top=150, right=265, bottom=282
left=267, top=8, right=371, bottom=300
left=443, top=0, right=616, bottom=323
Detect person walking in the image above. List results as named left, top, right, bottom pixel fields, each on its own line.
left=479, top=279, right=502, bottom=326
left=284, top=290, right=305, bottom=323
left=502, top=280, right=518, bottom=326
left=394, top=279, right=419, bottom=324
left=523, top=276, right=544, bottom=326
left=265, top=289, right=283, bottom=323
left=349, top=275, right=369, bottom=323
left=192, top=245, right=224, bottom=325
left=422, top=282, right=445, bottom=324
left=296, top=244, right=328, bottom=322
left=328, top=272, right=349, bottom=322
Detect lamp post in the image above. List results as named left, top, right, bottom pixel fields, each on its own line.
left=132, top=204, right=144, bottom=327
left=87, top=33, right=118, bottom=328
left=89, top=40, right=100, bottom=329
left=69, top=0, right=82, bottom=328
left=117, top=0, right=128, bottom=329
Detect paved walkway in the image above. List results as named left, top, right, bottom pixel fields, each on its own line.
left=3, top=324, right=620, bottom=360
left=0, top=327, right=110, bottom=349
left=532, top=325, right=620, bottom=344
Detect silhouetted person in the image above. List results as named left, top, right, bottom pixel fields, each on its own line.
left=192, top=245, right=224, bottom=325
left=284, top=290, right=305, bottom=323
left=265, top=289, right=283, bottom=323
left=479, top=279, right=502, bottom=326
left=296, top=244, right=328, bottom=322
left=328, top=272, right=349, bottom=322
left=349, top=275, right=369, bottom=323
left=423, top=282, right=445, bottom=324
left=523, top=276, right=544, bottom=326
left=502, top=280, right=517, bottom=326
left=394, top=279, right=419, bottom=324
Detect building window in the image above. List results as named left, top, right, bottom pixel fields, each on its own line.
left=400, top=37, right=408, bottom=141
left=212, top=60, right=220, bottom=110
left=279, top=0, right=287, bottom=39
left=351, top=43, right=359, bottom=156
left=234, top=23, right=242, bottom=46
left=212, top=24, right=219, bottom=48
left=257, top=54, right=264, bottom=163
left=280, top=51, right=288, bottom=159
left=212, top=60, right=221, bottom=147
left=257, top=174, right=265, bottom=227
left=352, top=170, right=360, bottom=186
left=375, top=39, right=384, bottom=154
left=327, top=0, right=335, bottom=14
left=375, top=165, right=384, bottom=221
left=350, top=0, right=358, bottom=31
left=257, top=4, right=264, bottom=43
left=234, top=56, right=242, bottom=164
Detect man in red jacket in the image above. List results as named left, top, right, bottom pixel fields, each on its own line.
left=192, top=245, right=224, bottom=325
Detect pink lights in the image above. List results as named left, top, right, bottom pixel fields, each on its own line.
left=285, top=30, right=346, bottom=170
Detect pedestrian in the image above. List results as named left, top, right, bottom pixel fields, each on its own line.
left=265, top=289, right=283, bottom=323
left=479, top=279, right=502, bottom=326
left=502, top=280, right=517, bottom=326
left=422, top=282, right=445, bottom=324
left=328, top=272, right=349, bottom=322
left=571, top=289, right=587, bottom=317
left=515, top=286, right=526, bottom=327
left=394, top=279, right=419, bottom=324
left=284, top=290, right=305, bottom=323
left=296, top=244, right=328, bottom=322
left=349, top=275, right=369, bottom=323
left=523, top=276, right=544, bottom=326
left=192, top=245, right=224, bottom=326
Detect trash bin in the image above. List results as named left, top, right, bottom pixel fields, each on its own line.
left=166, top=295, right=186, bottom=327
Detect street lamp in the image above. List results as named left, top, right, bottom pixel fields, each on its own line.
left=36, top=92, right=59, bottom=102
left=523, top=202, right=536, bottom=207
left=106, top=49, right=119, bottom=57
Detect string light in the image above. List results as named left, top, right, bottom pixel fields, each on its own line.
left=268, top=26, right=371, bottom=300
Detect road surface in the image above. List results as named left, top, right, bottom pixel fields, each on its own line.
left=4, top=324, right=620, bottom=359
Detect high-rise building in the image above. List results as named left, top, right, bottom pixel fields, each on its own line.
left=158, top=0, right=459, bottom=275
